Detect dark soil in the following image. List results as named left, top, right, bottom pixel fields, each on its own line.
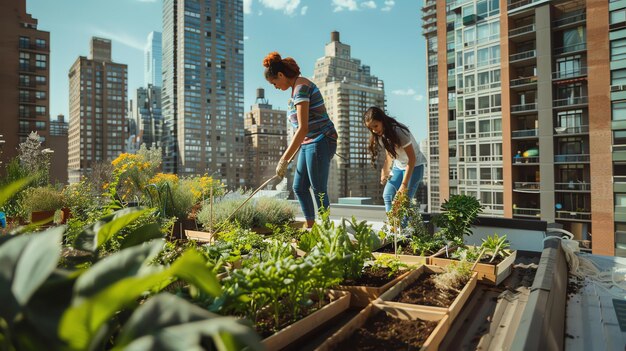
left=376, top=242, right=419, bottom=255
left=255, top=296, right=331, bottom=338
left=392, top=273, right=459, bottom=307
left=335, top=311, right=438, bottom=350
left=567, top=278, right=586, bottom=298
left=479, top=255, right=504, bottom=265
left=342, top=267, right=404, bottom=287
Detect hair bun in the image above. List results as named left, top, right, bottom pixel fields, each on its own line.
left=263, top=52, right=282, bottom=68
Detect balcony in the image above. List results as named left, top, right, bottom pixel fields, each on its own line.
left=554, top=42, right=586, bottom=55
left=509, top=24, right=536, bottom=38
left=552, top=67, right=587, bottom=80
left=514, top=182, right=540, bottom=192
left=553, top=13, right=586, bottom=28
left=512, top=128, right=538, bottom=138
left=553, top=96, right=588, bottom=108
left=553, top=125, right=589, bottom=136
left=556, top=210, right=591, bottom=221
left=422, top=17, right=437, bottom=27
left=513, top=207, right=541, bottom=217
left=511, top=102, right=537, bottom=113
left=555, top=182, right=591, bottom=192
left=513, top=156, right=539, bottom=164
left=510, top=76, right=537, bottom=87
left=510, top=50, right=536, bottom=62
left=554, top=154, right=590, bottom=163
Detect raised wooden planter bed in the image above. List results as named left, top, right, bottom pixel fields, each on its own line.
left=372, top=251, right=430, bottom=266
left=430, top=247, right=517, bottom=285
left=316, top=303, right=449, bottom=351
left=375, top=265, right=478, bottom=324
left=337, top=269, right=412, bottom=307
left=262, top=289, right=351, bottom=351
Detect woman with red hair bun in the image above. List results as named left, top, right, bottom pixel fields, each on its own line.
left=263, top=52, right=337, bottom=228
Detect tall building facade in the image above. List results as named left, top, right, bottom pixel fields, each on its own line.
left=144, top=31, right=162, bottom=87
left=0, top=0, right=50, bottom=169
left=244, top=88, right=287, bottom=189
left=67, top=37, right=128, bottom=183
left=425, top=0, right=616, bottom=255
left=162, top=0, right=244, bottom=188
left=312, top=31, right=386, bottom=203
left=133, top=85, right=163, bottom=149
left=48, top=114, right=68, bottom=184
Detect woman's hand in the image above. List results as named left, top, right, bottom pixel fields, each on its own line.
left=398, top=183, right=408, bottom=194
left=380, top=171, right=389, bottom=185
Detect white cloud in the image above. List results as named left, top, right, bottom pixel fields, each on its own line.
left=381, top=0, right=395, bottom=11
left=392, top=88, right=416, bottom=96
left=361, top=1, right=377, bottom=9
left=414, top=94, right=424, bottom=101
left=244, top=36, right=250, bottom=40
left=93, top=28, right=144, bottom=51
left=300, top=5, right=308, bottom=15
left=332, top=0, right=358, bottom=12
left=259, top=0, right=301, bottom=15
left=243, top=0, right=252, bottom=14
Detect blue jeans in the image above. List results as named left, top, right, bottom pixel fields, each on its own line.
left=293, top=137, right=337, bottom=220
left=383, top=164, right=425, bottom=213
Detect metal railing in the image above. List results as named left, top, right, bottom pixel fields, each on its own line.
left=513, top=207, right=541, bottom=216
left=510, top=50, right=536, bottom=62
left=514, top=182, right=540, bottom=190
left=556, top=210, right=591, bottom=221
left=554, top=43, right=586, bottom=55
left=554, top=125, right=589, bottom=135
left=552, top=67, right=587, bottom=79
left=511, top=103, right=537, bottom=112
left=553, top=13, right=586, bottom=27
left=614, top=176, right=626, bottom=183
left=509, top=24, right=536, bottom=37
left=554, top=154, right=590, bottom=163
left=512, top=129, right=538, bottom=138
left=511, top=76, right=538, bottom=86
left=555, top=182, right=591, bottom=191
left=553, top=96, right=588, bottom=107
left=508, top=0, right=541, bottom=11
left=513, top=156, right=539, bottom=163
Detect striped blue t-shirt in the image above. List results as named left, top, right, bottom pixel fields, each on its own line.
left=288, top=81, right=337, bottom=144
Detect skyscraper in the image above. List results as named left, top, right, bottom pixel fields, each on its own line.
left=134, top=84, right=163, bottom=149
left=67, top=37, right=128, bottom=183
left=0, top=0, right=50, bottom=169
left=162, top=0, right=244, bottom=188
left=312, top=31, right=386, bottom=203
left=144, top=31, right=162, bottom=87
left=48, top=114, right=68, bottom=184
left=424, top=0, right=615, bottom=255
left=244, top=88, right=287, bottom=189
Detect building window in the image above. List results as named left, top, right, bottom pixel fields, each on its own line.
left=19, top=36, right=29, bottom=48
left=35, top=91, right=46, bottom=100
left=610, top=9, right=626, bottom=29
left=561, top=27, right=586, bottom=53
left=36, top=121, right=46, bottom=131
left=35, top=106, right=46, bottom=115
left=556, top=55, right=582, bottom=78
left=613, top=69, right=626, bottom=86
left=35, top=38, right=46, bottom=48
left=611, top=38, right=626, bottom=61
left=36, top=54, right=47, bottom=69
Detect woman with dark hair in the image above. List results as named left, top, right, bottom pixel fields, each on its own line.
left=263, top=52, right=337, bottom=228
left=363, top=106, right=426, bottom=212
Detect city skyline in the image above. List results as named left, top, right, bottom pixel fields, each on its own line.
left=26, top=0, right=429, bottom=143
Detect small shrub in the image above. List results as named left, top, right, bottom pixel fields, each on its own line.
left=21, top=186, right=65, bottom=213
left=433, top=261, right=472, bottom=293
left=255, top=197, right=295, bottom=227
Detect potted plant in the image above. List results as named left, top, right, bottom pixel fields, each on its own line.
left=20, top=186, right=65, bottom=225
left=431, top=233, right=517, bottom=285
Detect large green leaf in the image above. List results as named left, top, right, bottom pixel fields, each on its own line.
left=74, top=207, right=150, bottom=252
left=114, top=294, right=261, bottom=351
left=0, top=227, right=63, bottom=323
left=12, top=227, right=63, bottom=306
left=120, top=223, right=164, bottom=250
left=59, top=249, right=222, bottom=350
left=0, top=177, right=33, bottom=207
left=96, top=208, right=151, bottom=248
left=170, top=249, right=222, bottom=297
left=73, top=240, right=164, bottom=303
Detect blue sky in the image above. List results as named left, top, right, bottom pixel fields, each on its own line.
left=27, top=0, right=428, bottom=141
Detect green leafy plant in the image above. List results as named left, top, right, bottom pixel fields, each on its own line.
left=480, top=233, right=511, bottom=263
left=432, top=194, right=483, bottom=246
left=20, top=185, right=65, bottom=213
left=432, top=260, right=472, bottom=293
left=450, top=245, right=482, bottom=262
left=0, top=180, right=261, bottom=351
left=368, top=254, right=410, bottom=278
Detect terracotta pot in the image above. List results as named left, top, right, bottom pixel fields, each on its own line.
left=30, top=210, right=56, bottom=226
left=60, top=207, right=72, bottom=224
